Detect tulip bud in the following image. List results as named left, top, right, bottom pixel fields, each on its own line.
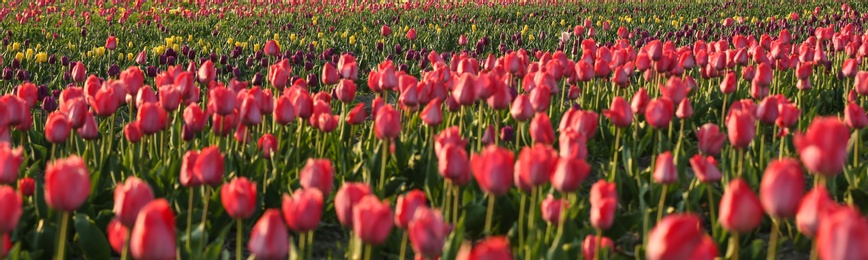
left=248, top=209, right=289, bottom=259
left=760, top=159, right=805, bottom=218
left=221, top=177, right=257, bottom=219
left=113, top=177, right=155, bottom=228
left=282, top=188, right=324, bottom=233
left=719, top=178, right=763, bottom=233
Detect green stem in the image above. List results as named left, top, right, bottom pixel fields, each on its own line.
left=766, top=218, right=779, bottom=260
left=609, top=127, right=621, bottom=182
left=517, top=194, right=526, bottom=250
left=452, top=185, right=460, bottom=226
left=809, top=239, right=818, bottom=260
left=236, top=219, right=243, bottom=260
left=737, top=149, right=745, bottom=177
left=656, top=184, right=668, bottom=223
left=398, top=232, right=408, bottom=260
left=706, top=184, right=717, bottom=239
left=200, top=186, right=211, bottom=252
left=364, top=244, right=372, bottom=260
left=186, top=187, right=194, bottom=249
left=55, top=211, right=70, bottom=260
left=120, top=232, right=130, bottom=260
left=484, top=194, right=496, bottom=235
left=593, top=228, right=603, bottom=260
left=379, top=139, right=388, bottom=192
left=729, top=233, right=740, bottom=260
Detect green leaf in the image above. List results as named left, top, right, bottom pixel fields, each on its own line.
left=73, top=213, right=111, bottom=260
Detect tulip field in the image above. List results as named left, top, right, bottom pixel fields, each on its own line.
left=5, top=0, right=868, bottom=259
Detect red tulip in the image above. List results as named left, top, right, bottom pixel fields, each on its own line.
left=374, top=104, right=401, bottom=140
left=381, top=25, right=391, bottom=36
left=72, top=62, right=86, bottom=83
left=760, top=159, right=805, bottom=218
left=661, top=77, right=688, bottom=103
left=816, top=207, right=868, bottom=260
left=796, top=187, right=834, bottom=237
left=845, top=102, right=868, bottom=129
left=0, top=144, right=23, bottom=185
left=631, top=87, right=649, bottom=113
left=197, top=60, right=216, bottom=85
left=452, top=73, right=476, bottom=106
left=335, top=79, right=357, bottom=104
left=299, top=158, right=334, bottom=195
left=16, top=82, right=36, bottom=108
left=18, top=177, right=34, bottom=197
left=106, top=218, right=128, bottom=254
left=45, top=156, right=90, bottom=211
left=338, top=54, right=358, bottom=80
left=582, top=235, right=614, bottom=260
left=842, top=59, right=859, bottom=78
left=180, top=150, right=202, bottom=188
left=395, top=190, right=427, bottom=229
left=158, top=85, right=181, bottom=112
left=321, top=62, right=340, bottom=85
left=114, top=177, right=155, bottom=228
left=688, top=234, right=719, bottom=260
left=470, top=145, right=515, bottom=196
left=346, top=103, right=366, bottom=125
left=776, top=103, right=800, bottom=131
left=689, top=155, right=721, bottom=183
left=590, top=180, right=617, bottom=230
left=645, top=98, right=674, bottom=129
left=559, top=109, right=599, bottom=138
left=194, top=146, right=224, bottom=186
left=273, top=95, right=297, bottom=125
left=559, top=129, right=588, bottom=160
left=353, top=195, right=394, bottom=245
left=239, top=95, right=262, bottom=126
left=794, top=117, right=849, bottom=176
left=408, top=207, right=450, bottom=258
left=653, top=151, right=677, bottom=184
left=464, top=236, right=512, bottom=259
left=45, top=112, right=71, bottom=143
left=529, top=113, right=554, bottom=144
left=105, top=36, right=117, bottom=50
left=646, top=214, right=704, bottom=260
left=676, top=98, right=693, bottom=119
left=438, top=144, right=470, bottom=185
left=257, top=134, right=278, bottom=159
left=515, top=144, right=558, bottom=187
left=183, top=104, right=207, bottom=132
left=0, top=186, right=21, bottom=235
left=406, top=28, right=417, bottom=41
left=421, top=98, right=443, bottom=126
left=61, top=97, right=86, bottom=128
left=335, top=182, right=372, bottom=227
left=221, top=177, right=257, bottom=219
left=541, top=194, right=567, bottom=225
left=264, top=40, right=280, bottom=56
left=719, top=178, right=763, bottom=233
left=528, top=85, right=551, bottom=112
left=268, top=60, right=292, bottom=89
left=510, top=94, right=533, bottom=121
left=129, top=199, right=176, bottom=260
left=248, top=209, right=289, bottom=259
left=604, top=96, right=633, bottom=128
left=458, top=34, right=468, bottom=46
left=720, top=71, right=737, bottom=94
left=208, top=86, right=237, bottom=116
left=282, top=188, right=323, bottom=233
left=551, top=157, right=590, bottom=193
left=726, top=108, right=756, bottom=149
left=124, top=122, right=142, bottom=143
left=137, top=102, right=168, bottom=135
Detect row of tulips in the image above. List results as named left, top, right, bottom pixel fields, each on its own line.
left=4, top=0, right=868, bottom=259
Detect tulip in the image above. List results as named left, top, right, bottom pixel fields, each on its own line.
left=335, top=79, right=357, bottom=103
left=273, top=95, right=297, bottom=125
left=582, top=235, right=614, bottom=260
left=465, top=236, right=512, bottom=259
left=194, top=146, right=224, bottom=186
left=470, top=145, right=514, bottom=196
left=395, top=190, right=427, bottom=229
left=248, top=209, right=289, bottom=260
left=197, top=60, right=216, bottom=85
left=264, top=40, right=280, bottom=56
left=653, top=151, right=677, bottom=184
left=688, top=234, right=719, bottom=260
left=510, top=94, right=533, bottom=121
left=559, top=109, right=599, bottom=138
left=137, top=102, right=168, bottom=135
left=239, top=96, right=262, bottom=126
left=726, top=108, right=756, bottom=150
left=529, top=85, right=551, bottom=112
left=845, top=102, right=867, bottom=129
left=420, top=98, right=443, bottom=126
left=438, top=144, right=470, bottom=185
left=208, top=87, right=236, bottom=116
left=540, top=194, right=567, bottom=225
left=321, top=62, right=340, bottom=85
left=381, top=25, right=391, bottom=36
left=17, top=82, right=37, bottom=108
left=105, top=36, right=117, bottom=50
left=18, top=177, right=34, bottom=197
left=720, top=71, right=737, bottom=94
left=113, top=177, right=155, bottom=228
left=760, top=158, right=805, bottom=218
left=794, top=117, right=849, bottom=176
left=646, top=214, right=704, bottom=260
left=45, top=156, right=90, bottom=212
left=257, top=134, right=278, bottom=159
left=603, top=96, right=633, bottom=128
left=183, top=104, right=207, bottom=132
left=590, top=180, right=617, bottom=230
left=221, top=177, right=257, bottom=219
left=45, top=112, right=71, bottom=143
left=0, top=186, right=21, bottom=235
left=130, top=199, right=176, bottom=260
left=529, top=113, right=554, bottom=144
left=408, top=207, right=450, bottom=258
left=0, top=145, right=23, bottom=185
left=106, top=218, right=128, bottom=254
left=72, top=62, right=86, bottom=82
left=796, top=187, right=834, bottom=237
left=353, top=195, right=394, bottom=245
left=719, top=178, right=763, bottom=233
left=158, top=85, right=181, bottom=112
left=631, top=87, right=649, bottom=113
left=676, top=99, right=693, bottom=119
left=514, top=144, right=558, bottom=187
left=374, top=104, right=401, bottom=140
left=776, top=103, right=800, bottom=131
left=346, top=103, right=366, bottom=125
left=689, top=155, right=721, bottom=183
left=816, top=207, right=868, bottom=260
left=300, top=159, right=334, bottom=195
left=335, top=182, right=372, bottom=227
left=661, top=77, right=688, bottom=103
left=76, top=112, right=98, bottom=140
left=282, top=188, right=323, bottom=233
left=645, top=98, right=674, bottom=129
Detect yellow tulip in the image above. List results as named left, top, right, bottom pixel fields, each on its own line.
left=12, top=42, right=20, bottom=50
left=228, top=38, right=235, bottom=45
left=14, top=52, right=23, bottom=61
left=128, top=53, right=134, bottom=61
left=274, top=33, right=280, bottom=40
left=25, top=49, right=34, bottom=60
left=560, top=19, right=565, bottom=26
left=166, top=37, right=174, bottom=46
left=349, top=35, right=356, bottom=45
left=290, top=34, right=297, bottom=42
left=318, top=32, right=324, bottom=38
left=472, top=24, right=477, bottom=32
left=254, top=43, right=261, bottom=51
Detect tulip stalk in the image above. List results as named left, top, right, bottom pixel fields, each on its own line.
left=656, top=184, right=668, bottom=223
left=727, top=233, right=740, bottom=260
left=185, top=187, right=194, bottom=249
left=379, top=139, right=388, bottom=192
left=766, top=218, right=779, bottom=260
left=398, top=232, right=408, bottom=260
left=236, top=219, right=243, bottom=260
left=593, top=228, right=603, bottom=260
left=200, top=186, right=211, bottom=252
left=484, top=193, right=496, bottom=235
left=706, top=184, right=717, bottom=240
left=608, top=127, right=621, bottom=182
left=120, top=232, right=130, bottom=260
left=55, top=211, right=70, bottom=260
